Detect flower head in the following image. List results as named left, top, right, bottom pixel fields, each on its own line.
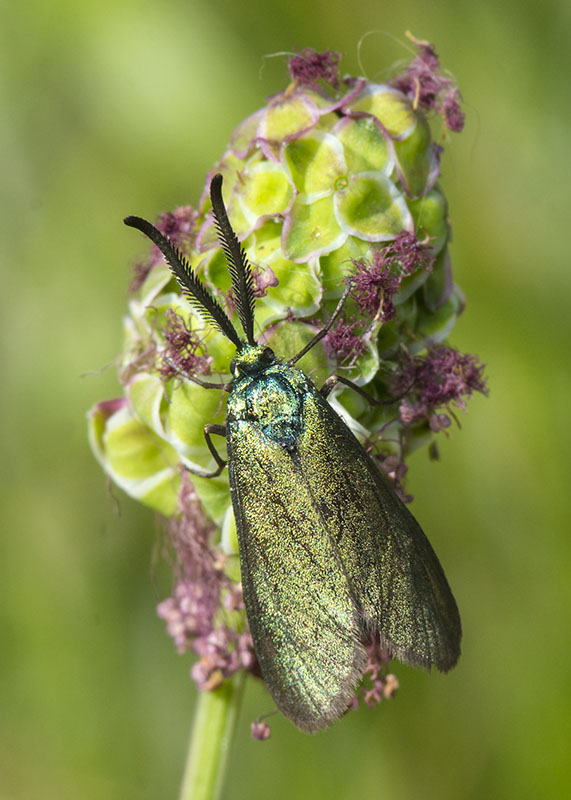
left=88, top=39, right=482, bottom=732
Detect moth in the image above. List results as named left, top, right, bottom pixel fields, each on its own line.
left=124, top=173, right=461, bottom=732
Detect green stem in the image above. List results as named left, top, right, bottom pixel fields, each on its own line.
left=179, top=673, right=246, bottom=800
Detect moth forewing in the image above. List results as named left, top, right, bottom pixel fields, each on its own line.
left=299, top=384, right=462, bottom=672
left=226, top=356, right=368, bottom=731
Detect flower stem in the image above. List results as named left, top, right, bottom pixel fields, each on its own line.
left=179, top=673, right=245, bottom=800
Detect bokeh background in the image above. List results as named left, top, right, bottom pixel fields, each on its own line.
left=2, top=0, right=570, bottom=798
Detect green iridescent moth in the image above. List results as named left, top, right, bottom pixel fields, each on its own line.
left=124, top=173, right=461, bottom=733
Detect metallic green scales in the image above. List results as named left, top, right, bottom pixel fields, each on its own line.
left=227, top=344, right=461, bottom=732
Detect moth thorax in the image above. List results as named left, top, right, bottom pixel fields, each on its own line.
left=245, top=374, right=299, bottom=422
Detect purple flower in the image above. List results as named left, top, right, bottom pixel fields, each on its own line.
left=288, top=48, right=341, bottom=89
left=156, top=473, right=257, bottom=691
left=224, top=264, right=279, bottom=314
left=159, top=309, right=213, bottom=380
left=253, top=265, right=279, bottom=296
left=129, top=206, right=197, bottom=294
left=324, top=317, right=367, bottom=362
left=350, top=231, right=434, bottom=322
left=350, top=257, right=399, bottom=322
left=350, top=635, right=399, bottom=711
left=390, top=36, right=465, bottom=132
left=395, top=345, right=488, bottom=429
left=155, top=206, right=197, bottom=248
left=390, top=230, right=435, bottom=275
left=375, top=454, right=413, bottom=504
left=251, top=720, right=272, bottom=740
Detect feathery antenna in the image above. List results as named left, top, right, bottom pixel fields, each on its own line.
left=123, top=215, right=242, bottom=349
left=209, top=174, right=257, bottom=346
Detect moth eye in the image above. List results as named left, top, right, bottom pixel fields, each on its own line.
left=262, top=347, right=274, bottom=360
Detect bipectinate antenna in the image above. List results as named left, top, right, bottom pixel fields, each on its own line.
left=123, top=214, right=243, bottom=350
left=209, top=174, right=257, bottom=346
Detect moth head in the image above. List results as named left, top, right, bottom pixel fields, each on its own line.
left=230, top=345, right=276, bottom=378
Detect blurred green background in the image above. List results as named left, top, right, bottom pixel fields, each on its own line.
left=2, top=0, right=570, bottom=798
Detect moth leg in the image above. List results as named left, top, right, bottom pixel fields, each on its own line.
left=288, top=286, right=351, bottom=366
left=186, top=376, right=231, bottom=391
left=320, top=375, right=414, bottom=407
left=185, top=423, right=228, bottom=478
left=162, top=355, right=231, bottom=391
left=320, top=375, right=381, bottom=406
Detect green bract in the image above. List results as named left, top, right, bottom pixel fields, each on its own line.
left=88, top=61, right=464, bottom=545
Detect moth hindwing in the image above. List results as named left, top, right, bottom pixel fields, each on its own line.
left=124, top=174, right=462, bottom=732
